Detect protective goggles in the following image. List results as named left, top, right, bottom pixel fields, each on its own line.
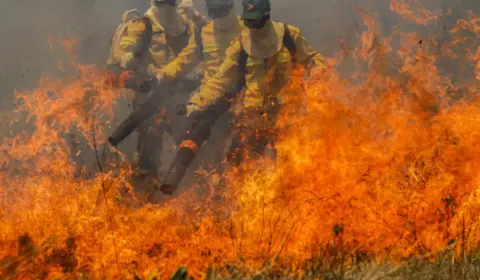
left=243, top=15, right=269, bottom=29
left=153, top=0, right=179, bottom=6
left=206, top=3, right=233, bottom=18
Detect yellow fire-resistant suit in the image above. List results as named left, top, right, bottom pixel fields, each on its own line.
left=183, top=16, right=245, bottom=170
left=199, top=17, right=244, bottom=88
left=108, top=7, right=201, bottom=176
left=109, top=8, right=199, bottom=79
left=189, top=22, right=324, bottom=112
left=188, top=21, right=325, bottom=165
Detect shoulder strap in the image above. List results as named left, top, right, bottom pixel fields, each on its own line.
left=133, top=16, right=153, bottom=62
left=236, top=24, right=296, bottom=89
left=178, top=6, right=206, bottom=61
left=282, top=23, right=296, bottom=63
left=237, top=45, right=248, bottom=91
left=195, top=27, right=204, bottom=61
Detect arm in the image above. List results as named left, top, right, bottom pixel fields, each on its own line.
left=105, top=18, right=153, bottom=90
left=111, top=19, right=150, bottom=71
left=178, top=1, right=209, bottom=28
left=287, top=25, right=326, bottom=72
left=186, top=39, right=243, bottom=116
left=157, top=21, right=200, bottom=80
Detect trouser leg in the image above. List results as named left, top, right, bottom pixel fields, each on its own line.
left=136, top=120, right=164, bottom=176
left=226, top=112, right=272, bottom=167
left=133, top=92, right=165, bottom=177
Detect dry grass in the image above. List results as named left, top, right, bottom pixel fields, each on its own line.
left=207, top=254, right=480, bottom=279
left=4, top=232, right=480, bottom=279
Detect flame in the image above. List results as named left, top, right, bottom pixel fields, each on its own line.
left=389, top=0, right=441, bottom=25
left=1, top=2, right=480, bottom=279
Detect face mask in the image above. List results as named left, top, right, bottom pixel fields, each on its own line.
left=207, top=4, right=230, bottom=18
left=152, top=0, right=178, bottom=6
left=244, top=15, right=270, bottom=29
left=241, top=18, right=282, bottom=58
left=212, top=8, right=237, bottom=31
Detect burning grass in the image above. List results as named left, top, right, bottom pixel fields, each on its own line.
left=1, top=1, right=480, bottom=279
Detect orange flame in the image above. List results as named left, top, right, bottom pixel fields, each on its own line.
left=1, top=2, right=479, bottom=279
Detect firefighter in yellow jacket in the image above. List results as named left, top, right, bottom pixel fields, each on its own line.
left=159, top=0, right=325, bottom=195
left=187, top=0, right=243, bottom=161
left=199, top=0, right=243, bottom=88
left=164, top=0, right=244, bottom=191
left=186, top=0, right=325, bottom=165
left=107, top=0, right=202, bottom=179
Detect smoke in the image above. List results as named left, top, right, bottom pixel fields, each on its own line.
left=0, top=0, right=478, bottom=178
left=0, top=0, right=478, bottom=107
left=0, top=0, right=152, bottom=163
left=0, top=0, right=149, bottom=109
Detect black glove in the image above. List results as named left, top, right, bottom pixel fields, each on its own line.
left=123, top=73, right=156, bottom=93
left=104, top=64, right=156, bottom=93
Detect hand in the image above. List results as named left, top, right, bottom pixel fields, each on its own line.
left=102, top=70, right=118, bottom=87
left=186, top=103, right=201, bottom=119
left=119, top=71, right=154, bottom=93
left=155, top=73, right=165, bottom=85
left=120, top=71, right=140, bottom=89
left=308, top=67, right=327, bottom=82
left=154, top=73, right=175, bottom=87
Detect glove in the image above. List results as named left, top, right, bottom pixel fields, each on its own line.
left=155, top=73, right=165, bottom=85
left=103, top=65, right=124, bottom=87
left=185, top=103, right=202, bottom=118
left=120, top=71, right=156, bottom=93
left=153, top=73, right=175, bottom=87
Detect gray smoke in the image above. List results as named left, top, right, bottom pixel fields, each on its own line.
left=0, top=0, right=149, bottom=109
left=0, top=0, right=478, bottom=187
left=1, top=0, right=478, bottom=107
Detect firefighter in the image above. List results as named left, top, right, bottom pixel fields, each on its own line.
left=182, top=0, right=243, bottom=166
left=160, top=0, right=326, bottom=195
left=159, top=0, right=244, bottom=194
left=106, top=0, right=203, bottom=182
left=198, top=0, right=243, bottom=84
left=179, top=0, right=209, bottom=27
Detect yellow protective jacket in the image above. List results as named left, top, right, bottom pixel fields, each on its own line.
left=199, top=17, right=243, bottom=89
left=108, top=7, right=200, bottom=80
left=188, top=22, right=325, bottom=113
left=202, top=17, right=243, bottom=84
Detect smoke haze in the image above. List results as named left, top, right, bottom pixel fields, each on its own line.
left=0, top=0, right=478, bottom=178
left=1, top=0, right=478, bottom=106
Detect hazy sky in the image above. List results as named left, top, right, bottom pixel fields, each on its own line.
left=0, top=0, right=477, bottom=109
